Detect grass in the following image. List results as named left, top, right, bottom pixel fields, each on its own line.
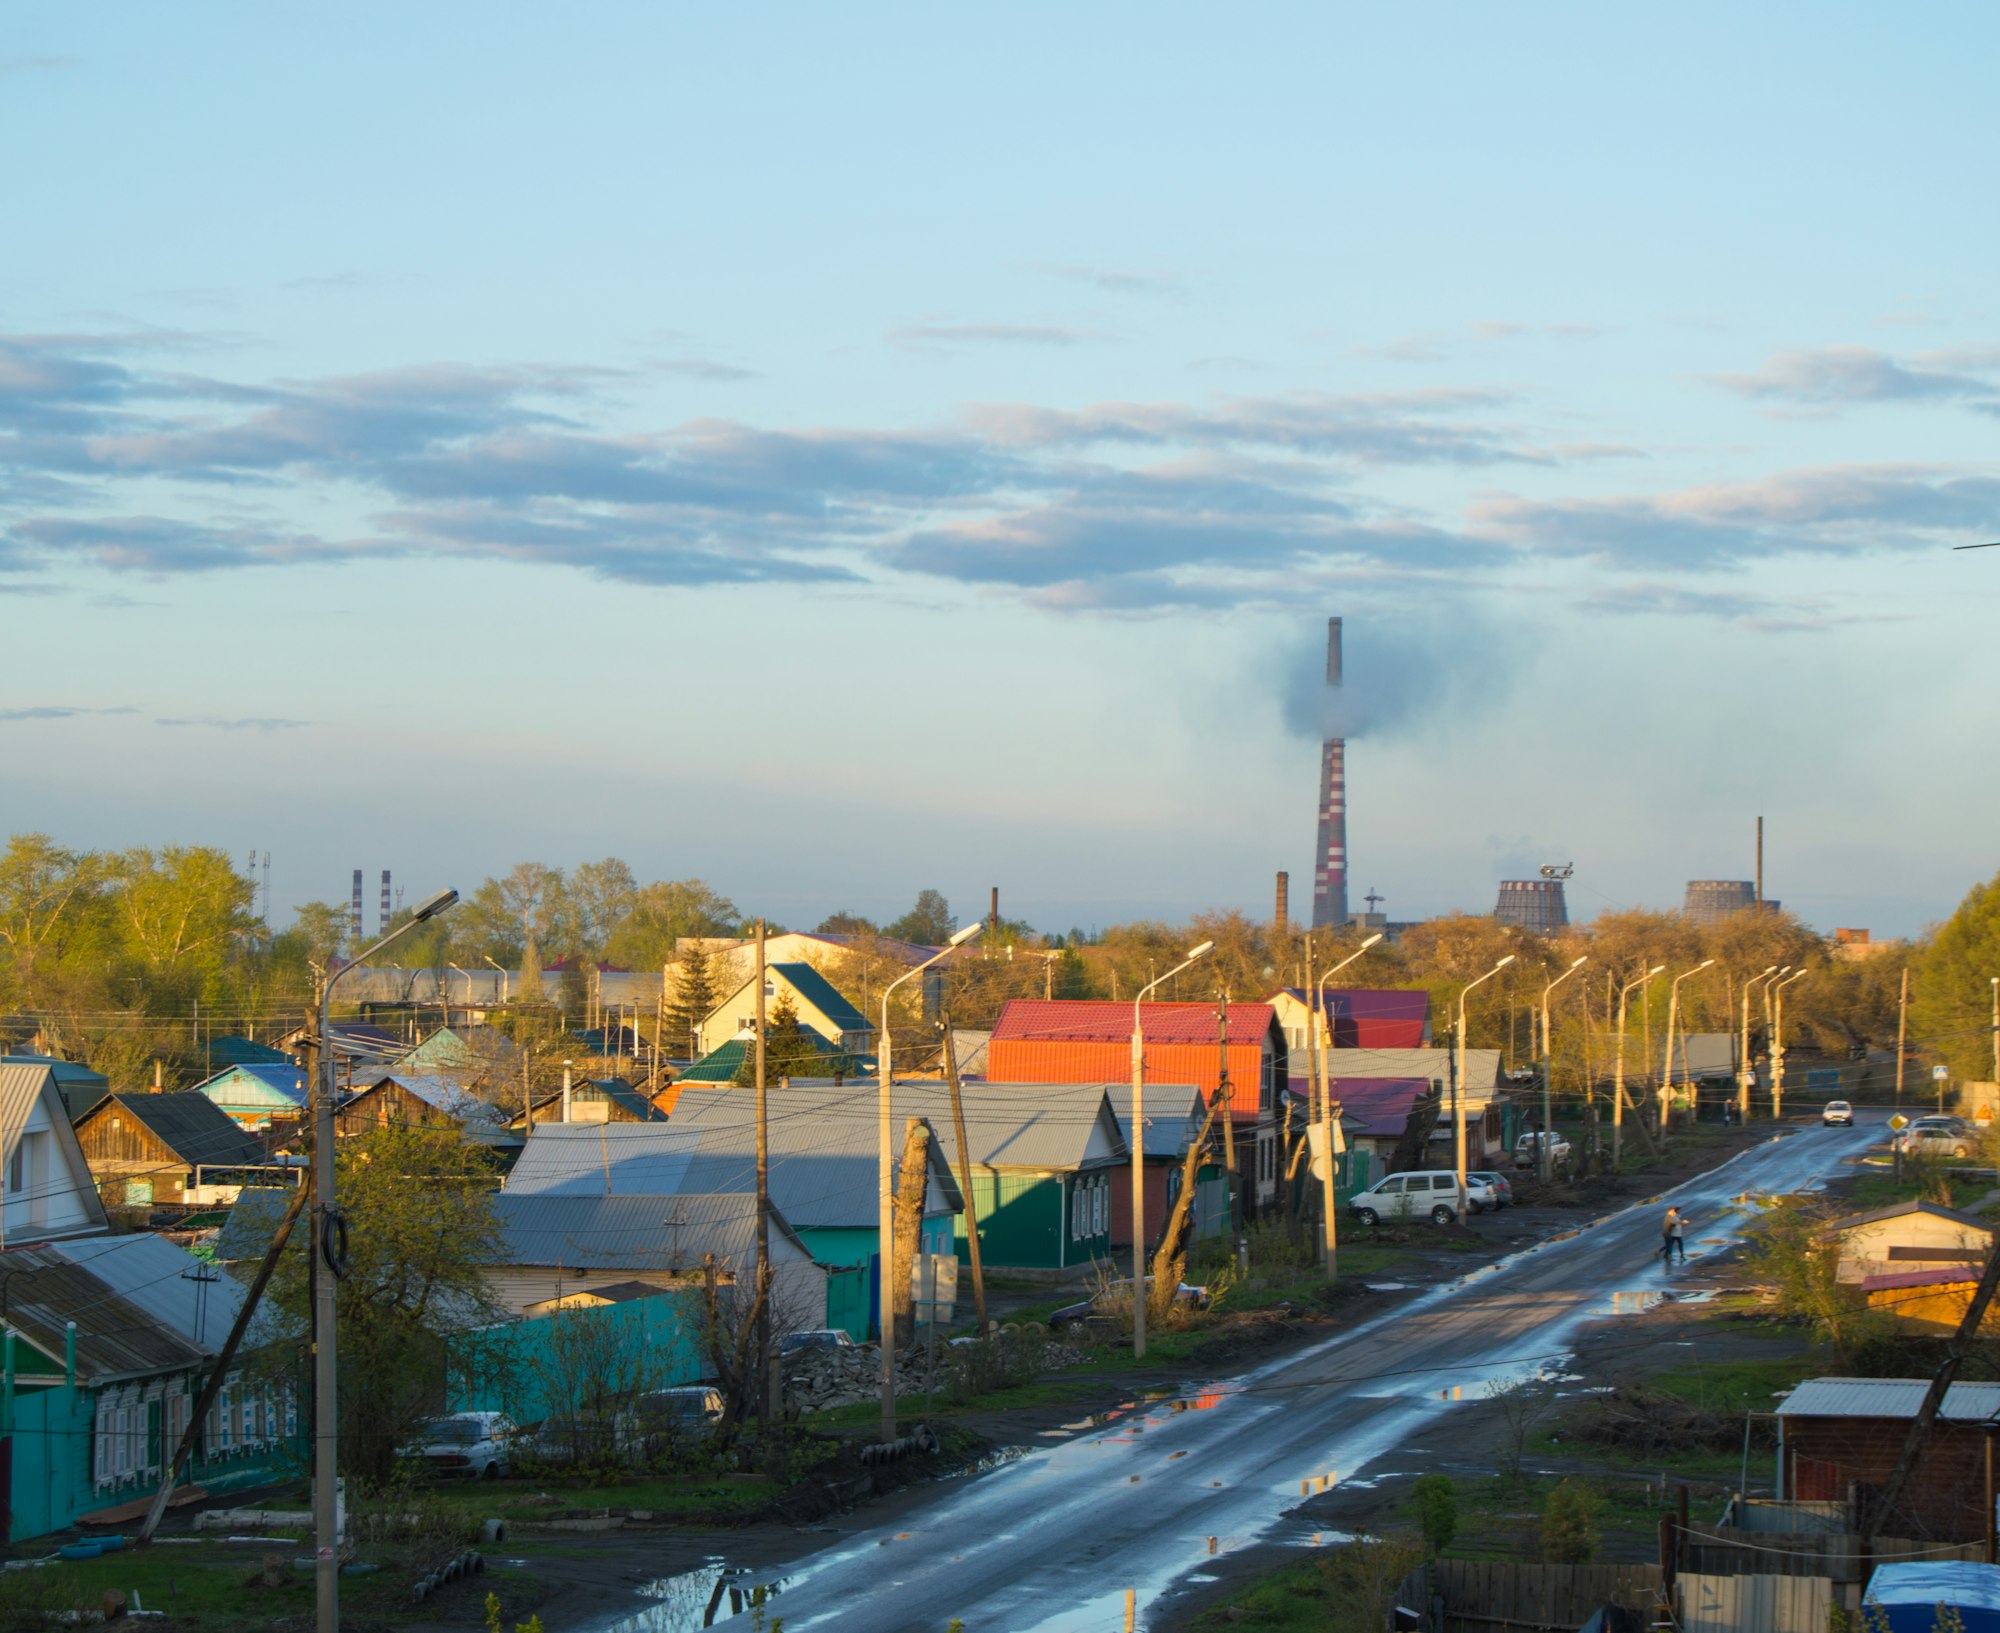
left=1184, top=1556, right=1346, bottom=1631
left=416, top=1470, right=783, bottom=1524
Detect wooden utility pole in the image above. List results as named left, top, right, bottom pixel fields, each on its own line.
left=753, top=920, right=772, bottom=1425
left=1896, top=967, right=1910, bottom=1105
left=940, top=1013, right=987, bottom=1331
left=652, top=966, right=665, bottom=1094
left=1215, top=997, right=1237, bottom=1229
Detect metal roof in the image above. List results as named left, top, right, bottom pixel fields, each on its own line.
left=1275, top=988, right=1431, bottom=1048
left=1867, top=1561, right=2000, bottom=1615
left=195, top=1063, right=309, bottom=1105
left=1777, top=1378, right=2000, bottom=1421
left=212, top=1185, right=299, bottom=1263
left=769, top=964, right=872, bottom=1034
left=993, top=1000, right=1278, bottom=1047
left=0, top=1063, right=112, bottom=1236
left=80, top=1093, right=270, bottom=1167
left=52, top=1231, right=254, bottom=1351
left=0, top=1244, right=209, bottom=1382
left=349, top=1072, right=508, bottom=1125
left=506, top=1124, right=702, bottom=1197
left=490, top=1192, right=808, bottom=1272
left=1829, top=1198, right=1994, bottom=1235
left=1313, top=1076, right=1435, bottom=1137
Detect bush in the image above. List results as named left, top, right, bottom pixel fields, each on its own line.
left=1539, top=1479, right=1600, bottom=1564
left=0, top=1565, right=86, bottom=1631
left=944, top=1330, right=1046, bottom=1401
left=1316, top=1533, right=1426, bottom=1628
left=1408, top=1474, right=1457, bottom=1559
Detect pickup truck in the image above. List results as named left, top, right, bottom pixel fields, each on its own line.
left=1513, top=1131, right=1571, bottom=1171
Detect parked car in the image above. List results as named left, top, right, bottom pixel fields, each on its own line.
left=1347, top=1170, right=1485, bottom=1225
left=1468, top=1170, right=1513, bottom=1208
left=1512, top=1132, right=1571, bottom=1171
left=1900, top=1125, right=1976, bottom=1160
left=1821, top=1100, right=1854, bottom=1127
left=403, top=1412, right=516, bottom=1480
left=1048, top=1280, right=1211, bottom=1331
left=620, top=1387, right=725, bottom=1457
left=779, top=1329, right=857, bottom=1360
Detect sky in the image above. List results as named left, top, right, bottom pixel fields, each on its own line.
left=4, top=3, right=1997, bottom=941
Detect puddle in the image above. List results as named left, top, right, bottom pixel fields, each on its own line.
left=1363, top=1282, right=1414, bottom=1292
left=947, top=1445, right=1027, bottom=1478
left=605, top=1561, right=796, bottom=1631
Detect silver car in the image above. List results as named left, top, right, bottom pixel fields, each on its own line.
left=1347, top=1169, right=1493, bottom=1225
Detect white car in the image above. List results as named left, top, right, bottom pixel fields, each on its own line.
left=1821, top=1100, right=1853, bottom=1127
left=404, top=1411, right=516, bottom=1480
left=1513, top=1132, right=1572, bottom=1170
left=1900, top=1125, right=1976, bottom=1160
left=1347, top=1170, right=1491, bottom=1225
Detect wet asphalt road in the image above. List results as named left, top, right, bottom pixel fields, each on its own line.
left=602, top=1117, right=1884, bottom=1633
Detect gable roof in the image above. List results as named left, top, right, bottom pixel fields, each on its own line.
left=770, top=963, right=872, bottom=1034
left=348, top=1071, right=508, bottom=1125
left=992, top=1000, right=1278, bottom=1048
left=676, top=1033, right=863, bottom=1085
left=196, top=1062, right=310, bottom=1108
left=1037, top=1081, right=1206, bottom=1160
left=212, top=1186, right=298, bottom=1263
left=1, top=1054, right=111, bottom=1119
left=80, top=1093, right=270, bottom=1167
left=1275, top=988, right=1431, bottom=1049
left=52, top=1231, right=256, bottom=1351
left=205, top=1035, right=295, bottom=1070
left=507, top=1123, right=704, bottom=1197
left=1290, top=1049, right=1503, bottom=1116
left=0, top=1243, right=209, bottom=1382
left=1320, top=1077, right=1435, bottom=1138
left=575, top=1079, right=670, bottom=1122
left=397, top=1026, right=521, bottom=1074
left=489, top=1191, right=808, bottom=1273
left=1777, top=1378, right=2000, bottom=1421
left=0, top=1064, right=111, bottom=1238
left=1829, top=1198, right=1995, bottom=1236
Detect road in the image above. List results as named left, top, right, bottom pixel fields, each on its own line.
left=596, top=1117, right=1883, bottom=1633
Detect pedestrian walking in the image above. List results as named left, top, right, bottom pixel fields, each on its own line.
left=1661, top=1205, right=1687, bottom=1265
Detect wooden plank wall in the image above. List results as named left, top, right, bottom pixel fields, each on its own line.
left=1394, top=1560, right=1665, bottom=1632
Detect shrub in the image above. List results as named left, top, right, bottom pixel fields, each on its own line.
left=1539, top=1478, right=1600, bottom=1564
left=1408, top=1474, right=1457, bottom=1559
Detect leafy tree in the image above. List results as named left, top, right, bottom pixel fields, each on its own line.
left=734, top=991, right=848, bottom=1084
left=564, top=857, right=639, bottom=960
left=664, top=944, right=718, bottom=1060
left=816, top=911, right=877, bottom=936
left=495, top=862, right=567, bottom=975
left=886, top=889, right=955, bottom=946
left=284, top=901, right=353, bottom=968
left=1538, top=1479, right=1600, bottom=1563
left=110, top=846, right=256, bottom=1008
left=1914, top=868, right=2000, bottom=1083
left=1740, top=1194, right=1887, bottom=1366
left=604, top=879, right=740, bottom=969
left=1407, top=1473, right=1457, bottom=1559
left=267, top=1123, right=501, bottom=1486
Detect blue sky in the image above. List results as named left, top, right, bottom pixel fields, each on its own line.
left=4, top=3, right=1997, bottom=939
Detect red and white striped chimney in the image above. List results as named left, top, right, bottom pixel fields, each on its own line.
left=1310, top=617, right=1348, bottom=930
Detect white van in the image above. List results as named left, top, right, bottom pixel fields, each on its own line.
left=1347, top=1170, right=1491, bottom=1225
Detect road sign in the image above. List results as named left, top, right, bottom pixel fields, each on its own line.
left=1935, top=1065, right=1950, bottom=1082
left=1888, top=1114, right=1909, bottom=1131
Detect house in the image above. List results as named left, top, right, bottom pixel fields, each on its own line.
left=1830, top=1199, right=1993, bottom=1285
left=664, top=1032, right=861, bottom=1099
left=333, top=1070, right=518, bottom=1151
left=509, top=1079, right=670, bottom=1130
left=395, top=1025, right=521, bottom=1082
left=0, top=1063, right=111, bottom=1243
left=0, top=1054, right=111, bottom=1121
left=274, top=1020, right=403, bottom=1069
left=72, top=1092, right=275, bottom=1210
left=201, top=1036, right=295, bottom=1072
left=1042, top=1080, right=1230, bottom=1250
left=697, top=963, right=876, bottom=1058
left=1776, top=1378, right=2000, bottom=1540
left=194, top=1062, right=311, bottom=1130
left=987, top=1000, right=1288, bottom=1214
left=484, top=1190, right=826, bottom=1327
left=1266, top=988, right=1432, bottom=1057
left=1293, top=1048, right=1509, bottom=1172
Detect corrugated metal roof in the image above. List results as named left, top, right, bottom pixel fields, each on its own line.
left=0, top=1064, right=112, bottom=1237
left=1316, top=1077, right=1434, bottom=1137
left=574, top=1080, right=669, bottom=1123
left=397, top=1026, right=521, bottom=1073
left=506, top=1125, right=702, bottom=1198
left=1777, top=1378, right=2000, bottom=1421
left=0, top=1244, right=208, bottom=1382
left=83, top=1093, right=270, bottom=1167
left=1276, top=989, right=1431, bottom=1048
left=195, top=1063, right=309, bottom=1105
left=770, top=964, right=872, bottom=1034
left=1860, top=1268, right=1980, bottom=1292
left=1291, top=1050, right=1503, bottom=1112
left=993, top=1000, right=1277, bottom=1047
left=351, top=1073, right=508, bottom=1125
left=212, top=1185, right=298, bottom=1263
left=53, top=1232, right=252, bottom=1351
left=1830, top=1199, right=1993, bottom=1235
left=490, top=1192, right=808, bottom=1272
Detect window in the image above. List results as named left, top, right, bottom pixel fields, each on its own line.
left=94, top=1400, right=115, bottom=1484
left=6, top=1143, right=19, bottom=1195
left=284, top=1390, right=297, bottom=1438
left=1379, top=1176, right=1404, bottom=1194
left=217, top=1386, right=233, bottom=1451
left=241, top=1396, right=256, bottom=1446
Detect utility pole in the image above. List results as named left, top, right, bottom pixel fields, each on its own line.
left=753, top=920, right=771, bottom=1427
left=1740, top=966, right=1777, bottom=1123
left=1896, top=967, right=1909, bottom=1105
left=1214, top=996, right=1236, bottom=1233
left=1770, top=969, right=1806, bottom=1118
left=940, top=1013, right=986, bottom=1332
left=1319, top=1078, right=1339, bottom=1282
left=1540, top=958, right=1586, bottom=1182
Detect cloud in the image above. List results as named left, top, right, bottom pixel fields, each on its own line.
left=651, top=357, right=759, bottom=382
left=0, top=704, right=137, bottom=721
left=0, top=53, right=73, bottom=78
left=1274, top=605, right=1528, bottom=742
left=887, top=323, right=1099, bottom=348
left=1710, top=345, right=2000, bottom=409
left=1036, top=264, right=1184, bottom=297
left=152, top=716, right=310, bottom=730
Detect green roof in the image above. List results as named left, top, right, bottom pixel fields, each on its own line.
left=771, top=963, right=873, bottom=1036
left=677, top=1033, right=872, bottom=1084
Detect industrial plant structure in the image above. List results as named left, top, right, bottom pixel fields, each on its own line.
left=1310, top=617, right=1348, bottom=930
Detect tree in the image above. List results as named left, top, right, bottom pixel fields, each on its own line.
left=816, top=911, right=877, bottom=936
left=110, top=846, right=256, bottom=1007
left=1914, top=868, right=2000, bottom=1083
left=495, top=862, right=567, bottom=975
left=604, top=879, right=740, bottom=970
left=734, top=991, right=844, bottom=1084
left=564, top=857, right=639, bottom=961
left=664, top=945, right=718, bottom=1060
left=1408, top=1473, right=1457, bottom=1559
left=887, top=889, right=955, bottom=946
left=1538, top=1479, right=1600, bottom=1564
left=267, top=1123, right=501, bottom=1486
left=285, top=901, right=352, bottom=968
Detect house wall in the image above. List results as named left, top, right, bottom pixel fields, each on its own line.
left=334, top=1082, right=459, bottom=1138
left=1863, top=1282, right=2000, bottom=1333
left=1108, top=1159, right=1232, bottom=1249
left=949, top=1169, right=1063, bottom=1269
left=485, top=1258, right=828, bottom=1330
left=796, top=1221, right=953, bottom=1339
left=698, top=975, right=869, bottom=1057
left=3, top=1093, right=103, bottom=1243
left=1835, top=1214, right=1991, bottom=1283
left=1782, top=1417, right=1987, bottom=1541
left=450, top=1293, right=705, bottom=1424
left=75, top=1114, right=189, bottom=1207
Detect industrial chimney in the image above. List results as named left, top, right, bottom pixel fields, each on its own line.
left=1310, top=617, right=1348, bottom=930
left=1274, top=871, right=1290, bottom=941
left=380, top=869, right=393, bottom=936
left=350, top=869, right=364, bottom=944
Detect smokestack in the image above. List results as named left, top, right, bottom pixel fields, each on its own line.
left=1311, top=617, right=1348, bottom=930
left=989, top=886, right=999, bottom=941
left=1274, top=871, right=1290, bottom=941
left=1755, top=816, right=1764, bottom=912
left=381, top=869, right=392, bottom=936
left=350, top=869, right=364, bottom=943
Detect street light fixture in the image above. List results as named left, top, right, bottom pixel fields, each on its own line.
left=1312, top=935, right=1384, bottom=1277
left=1660, top=959, right=1715, bottom=1131
left=1738, top=966, right=1781, bottom=1122
left=1770, top=968, right=1808, bottom=1119
left=878, top=921, right=983, bottom=1441
left=1455, top=954, right=1515, bottom=1222
left=1538, top=956, right=1587, bottom=1181
left=1132, top=939, right=1214, bottom=1359
left=482, top=954, right=510, bottom=1004
left=313, top=885, right=456, bottom=1633
left=1613, top=965, right=1665, bottom=1169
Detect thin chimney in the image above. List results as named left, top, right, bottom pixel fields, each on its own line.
left=1274, top=871, right=1290, bottom=941
left=1310, top=617, right=1349, bottom=930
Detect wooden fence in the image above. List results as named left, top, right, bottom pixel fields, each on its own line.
left=1680, top=1526, right=1983, bottom=1580
left=1391, top=1560, right=1665, bottom=1632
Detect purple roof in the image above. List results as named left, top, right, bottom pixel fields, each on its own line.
left=1289, top=1076, right=1433, bottom=1137
left=1281, top=988, right=1430, bottom=1048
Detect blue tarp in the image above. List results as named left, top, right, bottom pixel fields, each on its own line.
left=1866, top=1562, right=2000, bottom=1632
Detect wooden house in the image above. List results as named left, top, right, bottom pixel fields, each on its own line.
left=72, top=1093, right=274, bottom=1210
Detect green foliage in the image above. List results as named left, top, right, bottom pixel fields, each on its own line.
left=735, top=991, right=850, bottom=1083
left=1408, top=1473, right=1458, bottom=1559
left=1915, top=867, right=2000, bottom=1083
left=0, top=1563, right=86, bottom=1630
left=1538, top=1478, right=1601, bottom=1563
left=818, top=911, right=877, bottom=935
left=887, top=888, right=956, bottom=945
left=1314, top=1533, right=1426, bottom=1630
left=1740, top=1195, right=1888, bottom=1366
left=665, top=943, right=718, bottom=1059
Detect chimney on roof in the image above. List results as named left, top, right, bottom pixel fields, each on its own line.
left=1274, top=871, right=1290, bottom=941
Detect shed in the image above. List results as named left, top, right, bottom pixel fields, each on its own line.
left=72, top=1093, right=274, bottom=1209
left=1775, top=1378, right=2000, bottom=1540
left=194, top=1063, right=311, bottom=1130
left=1828, top=1198, right=1992, bottom=1284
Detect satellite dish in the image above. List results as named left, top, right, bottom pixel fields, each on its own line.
left=1538, top=863, right=1574, bottom=880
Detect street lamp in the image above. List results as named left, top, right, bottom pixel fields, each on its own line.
left=1770, top=968, right=1807, bottom=1119
left=1990, top=977, right=1998, bottom=1083
left=1660, top=960, right=1715, bottom=1131
left=1455, top=955, right=1515, bottom=1222
left=1738, top=966, right=1779, bottom=1122
left=1132, top=939, right=1214, bottom=1359
left=878, top=921, right=983, bottom=1441
left=1613, top=965, right=1665, bottom=1169
left=482, top=954, right=510, bottom=1005
left=1538, top=957, right=1587, bottom=1181
left=1312, top=935, right=1384, bottom=1278
left=313, top=885, right=456, bottom=1633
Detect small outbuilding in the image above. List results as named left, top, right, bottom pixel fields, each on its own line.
left=1829, top=1198, right=1993, bottom=1284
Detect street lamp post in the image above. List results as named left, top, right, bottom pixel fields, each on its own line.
left=1739, top=966, right=1779, bottom=1122
left=1539, top=957, right=1587, bottom=1181
left=1132, top=940, right=1214, bottom=1359
left=1770, top=968, right=1808, bottom=1119
left=1613, top=965, right=1665, bottom=1170
left=1312, top=935, right=1384, bottom=1279
left=482, top=954, right=509, bottom=1004
left=1990, top=977, right=1998, bottom=1083
left=878, top=922, right=983, bottom=1441
left=1660, top=960, right=1715, bottom=1131
left=314, top=886, right=457, bottom=1633
left=1455, top=955, right=1515, bottom=1222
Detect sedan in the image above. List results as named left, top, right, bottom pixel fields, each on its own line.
left=1468, top=1170, right=1514, bottom=1207
left=1822, top=1100, right=1854, bottom=1127
left=404, top=1411, right=515, bottom=1480
left=1900, top=1126, right=1976, bottom=1160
